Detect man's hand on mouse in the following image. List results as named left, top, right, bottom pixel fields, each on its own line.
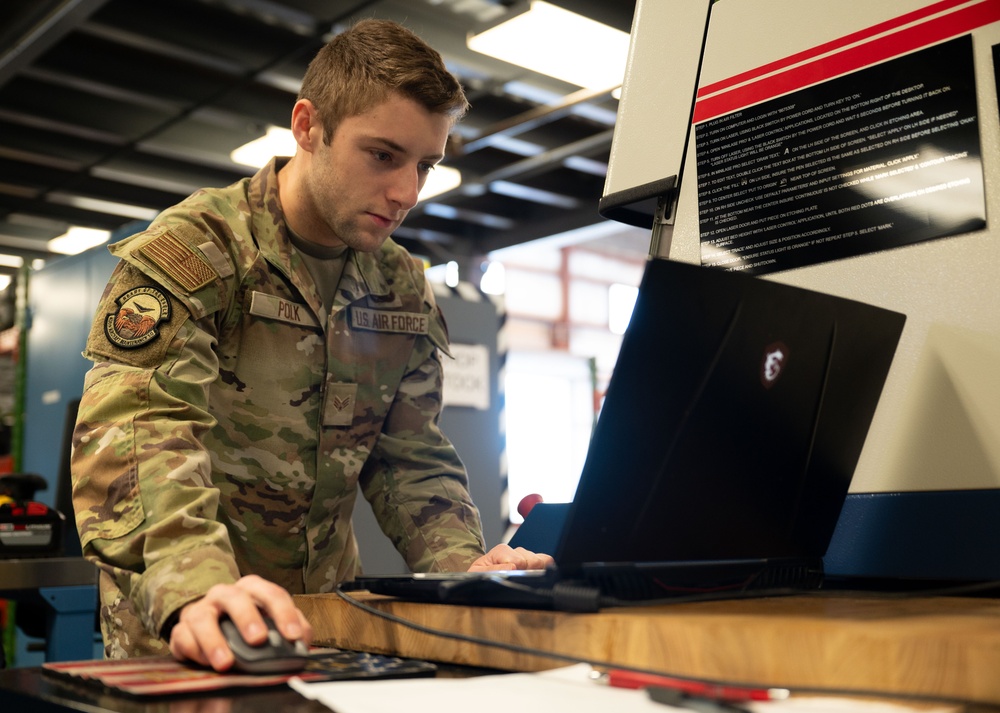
left=168, top=574, right=313, bottom=672
left=468, top=543, right=555, bottom=572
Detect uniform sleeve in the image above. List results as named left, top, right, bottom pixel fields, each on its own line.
left=360, top=285, right=486, bottom=572
left=72, top=261, right=240, bottom=640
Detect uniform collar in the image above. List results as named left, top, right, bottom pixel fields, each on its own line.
left=249, top=157, right=394, bottom=304
left=248, top=156, right=296, bottom=277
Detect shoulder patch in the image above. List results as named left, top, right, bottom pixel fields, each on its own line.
left=138, top=230, right=218, bottom=292
left=104, top=286, right=171, bottom=349
left=85, top=263, right=191, bottom=369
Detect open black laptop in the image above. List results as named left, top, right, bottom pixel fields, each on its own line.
left=341, top=258, right=906, bottom=612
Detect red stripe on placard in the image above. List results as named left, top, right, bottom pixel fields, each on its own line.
left=693, top=0, right=1000, bottom=124
left=697, top=0, right=972, bottom=97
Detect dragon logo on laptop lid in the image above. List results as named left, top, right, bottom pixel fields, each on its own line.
left=761, top=342, right=788, bottom=389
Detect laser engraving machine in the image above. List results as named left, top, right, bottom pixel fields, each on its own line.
left=602, top=0, right=1000, bottom=584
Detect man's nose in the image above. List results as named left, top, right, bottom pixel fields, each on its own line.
left=389, top=169, right=421, bottom=209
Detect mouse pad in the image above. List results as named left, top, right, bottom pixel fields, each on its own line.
left=43, top=650, right=437, bottom=697
left=306, top=650, right=438, bottom=680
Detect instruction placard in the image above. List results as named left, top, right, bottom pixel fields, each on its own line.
left=696, top=36, right=985, bottom=275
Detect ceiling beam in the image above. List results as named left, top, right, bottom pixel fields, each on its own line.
left=0, top=0, right=111, bottom=88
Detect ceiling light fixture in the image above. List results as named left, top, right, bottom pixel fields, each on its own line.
left=230, top=126, right=297, bottom=168
left=231, top=129, right=462, bottom=200
left=419, top=165, right=462, bottom=201
left=467, top=1, right=629, bottom=92
left=48, top=193, right=159, bottom=221
left=48, top=226, right=111, bottom=255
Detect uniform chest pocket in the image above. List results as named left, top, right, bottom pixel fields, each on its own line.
left=326, top=326, right=416, bottom=428
left=225, top=291, right=324, bottom=394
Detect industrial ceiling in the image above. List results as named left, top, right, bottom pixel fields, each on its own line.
left=0, top=0, right=647, bottom=281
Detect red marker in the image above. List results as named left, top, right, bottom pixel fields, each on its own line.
left=604, top=669, right=790, bottom=702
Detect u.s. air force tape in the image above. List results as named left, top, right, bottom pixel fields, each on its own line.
left=350, top=307, right=429, bottom=334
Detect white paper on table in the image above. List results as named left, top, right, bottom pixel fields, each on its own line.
left=289, top=664, right=962, bottom=713
left=289, top=664, right=665, bottom=713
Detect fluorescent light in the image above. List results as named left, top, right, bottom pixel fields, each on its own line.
left=48, top=227, right=111, bottom=255
left=0, top=255, right=24, bottom=269
left=445, top=261, right=460, bottom=287
left=231, top=126, right=297, bottom=168
left=480, top=260, right=506, bottom=295
left=419, top=165, right=462, bottom=201
left=232, top=129, right=462, bottom=201
left=47, top=193, right=159, bottom=221
left=0, top=276, right=10, bottom=291
left=608, top=282, right=638, bottom=335
left=467, top=1, right=629, bottom=91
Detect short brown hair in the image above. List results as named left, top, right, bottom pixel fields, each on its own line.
left=298, top=18, right=469, bottom=143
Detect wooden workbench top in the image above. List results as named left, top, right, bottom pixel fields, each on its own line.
left=295, top=591, right=1000, bottom=705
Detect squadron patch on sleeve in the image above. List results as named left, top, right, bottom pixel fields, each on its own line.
left=104, top=286, right=172, bottom=349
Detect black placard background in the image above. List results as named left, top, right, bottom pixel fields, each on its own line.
left=696, top=36, right=985, bottom=275
left=993, top=42, right=1000, bottom=116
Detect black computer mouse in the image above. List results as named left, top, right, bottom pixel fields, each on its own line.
left=219, top=613, right=310, bottom=674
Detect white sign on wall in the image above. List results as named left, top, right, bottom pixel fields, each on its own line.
left=442, top=343, right=491, bottom=411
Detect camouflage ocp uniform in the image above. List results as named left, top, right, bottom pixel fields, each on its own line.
left=71, top=157, right=486, bottom=658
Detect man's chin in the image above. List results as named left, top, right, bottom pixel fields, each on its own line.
left=345, top=231, right=394, bottom=253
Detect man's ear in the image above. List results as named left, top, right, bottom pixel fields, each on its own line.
left=290, top=99, right=322, bottom=153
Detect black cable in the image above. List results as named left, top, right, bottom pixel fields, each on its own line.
left=333, top=586, right=991, bottom=708
left=335, top=587, right=597, bottom=668
left=477, top=571, right=806, bottom=609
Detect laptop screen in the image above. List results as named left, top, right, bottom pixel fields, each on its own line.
left=554, top=258, right=905, bottom=567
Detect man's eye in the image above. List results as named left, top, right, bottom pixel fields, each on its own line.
left=419, top=163, right=435, bottom=174
left=372, top=150, right=391, bottom=161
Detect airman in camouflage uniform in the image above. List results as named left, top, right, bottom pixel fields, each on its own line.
left=63, top=15, right=551, bottom=670
left=72, top=156, right=487, bottom=657
left=72, top=18, right=551, bottom=666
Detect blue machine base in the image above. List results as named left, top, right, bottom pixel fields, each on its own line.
left=512, top=490, right=1000, bottom=586
left=824, top=489, right=1000, bottom=583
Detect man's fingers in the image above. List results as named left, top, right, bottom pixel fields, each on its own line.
left=168, top=576, right=314, bottom=671
left=169, top=616, right=232, bottom=670
left=467, top=543, right=556, bottom=571
left=230, top=576, right=312, bottom=644
left=512, top=547, right=555, bottom=570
